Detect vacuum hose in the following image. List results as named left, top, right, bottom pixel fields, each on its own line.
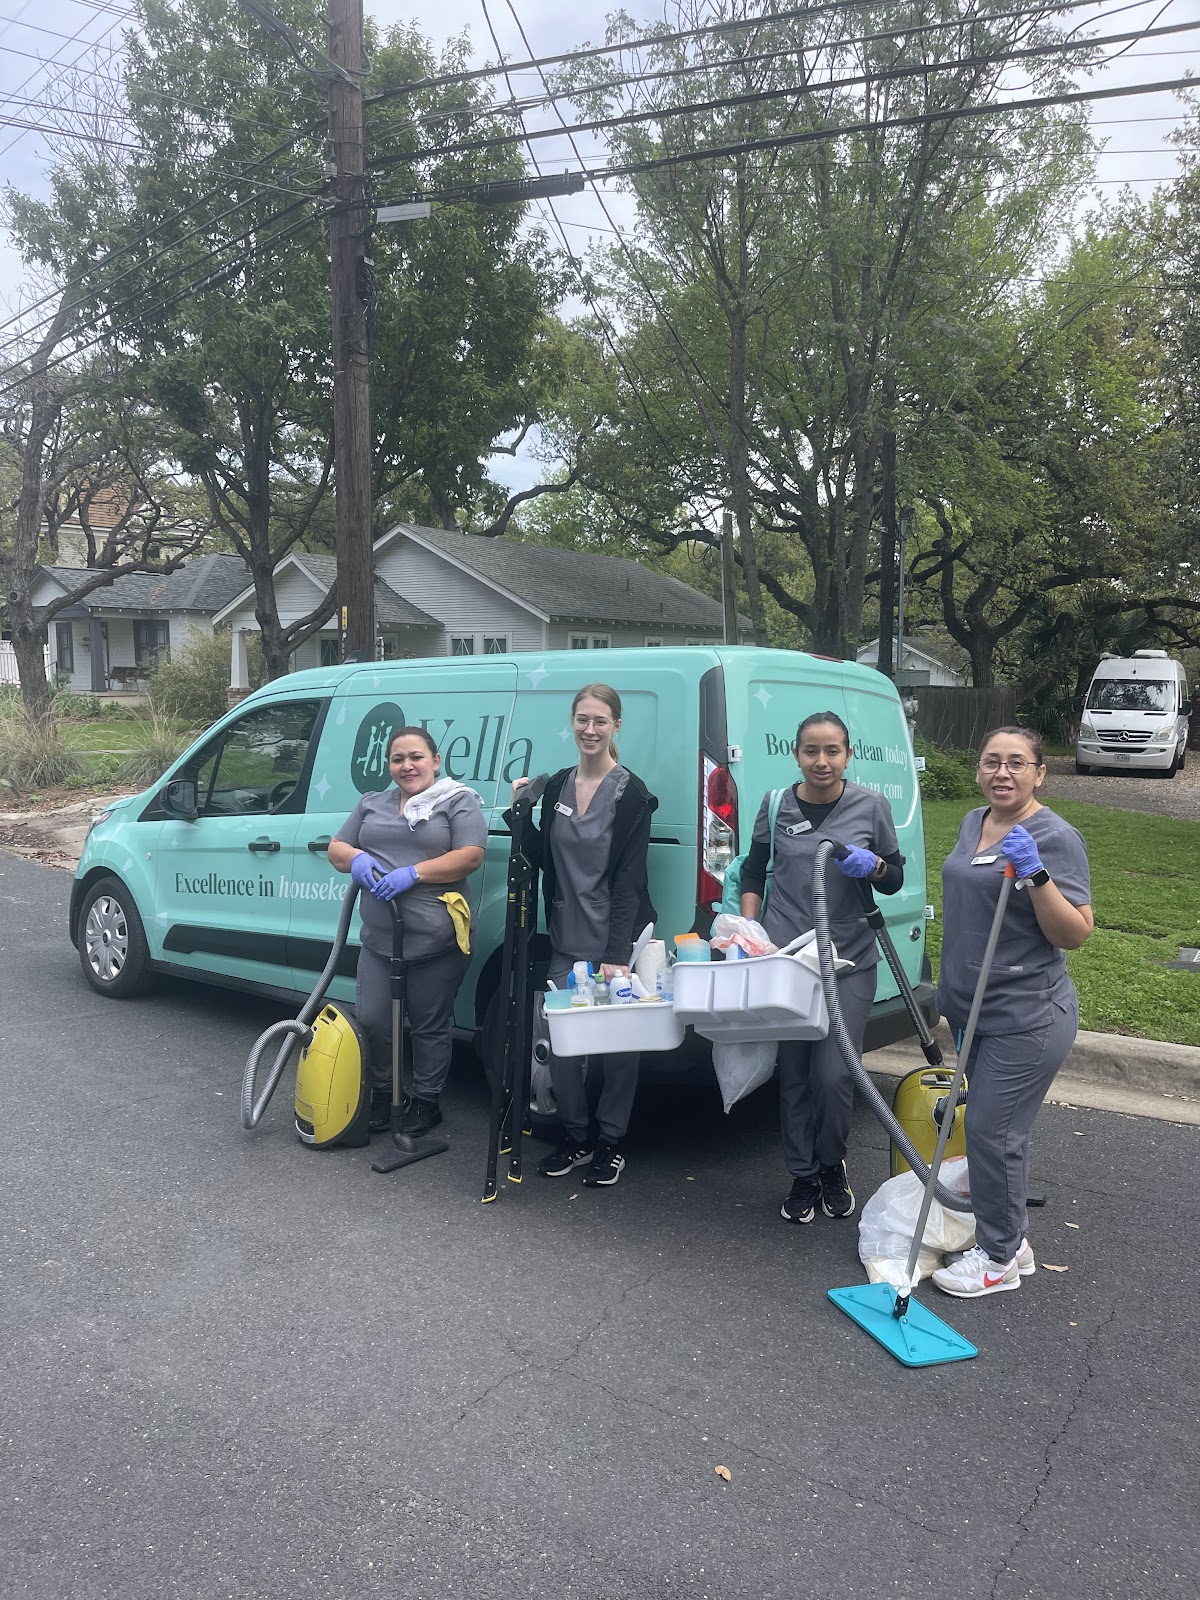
left=811, top=838, right=973, bottom=1213
left=240, top=882, right=361, bottom=1129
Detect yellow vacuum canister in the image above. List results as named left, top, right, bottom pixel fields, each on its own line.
left=295, top=1004, right=371, bottom=1149
left=890, top=1067, right=967, bottom=1178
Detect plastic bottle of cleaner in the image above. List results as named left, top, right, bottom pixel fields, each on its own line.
left=567, top=972, right=591, bottom=1007
left=592, top=976, right=610, bottom=1005
left=610, top=973, right=634, bottom=1005
left=656, top=958, right=675, bottom=1001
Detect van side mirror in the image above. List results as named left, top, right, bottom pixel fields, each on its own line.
left=162, top=777, right=198, bottom=821
left=1072, top=694, right=1084, bottom=715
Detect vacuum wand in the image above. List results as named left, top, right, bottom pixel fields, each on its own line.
left=893, top=862, right=1016, bottom=1317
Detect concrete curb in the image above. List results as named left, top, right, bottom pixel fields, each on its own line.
left=868, top=1020, right=1200, bottom=1128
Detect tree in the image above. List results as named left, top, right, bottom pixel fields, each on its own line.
left=1, top=298, right=206, bottom=723
left=8, top=1, right=575, bottom=679
left=562, top=0, right=1098, bottom=654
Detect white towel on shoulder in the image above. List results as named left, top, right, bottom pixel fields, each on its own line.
left=401, top=778, right=473, bottom=828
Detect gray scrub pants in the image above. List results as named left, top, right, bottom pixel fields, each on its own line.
left=354, top=943, right=468, bottom=1101
left=778, top=962, right=877, bottom=1179
left=548, top=958, right=638, bottom=1147
left=963, top=987, right=1079, bottom=1264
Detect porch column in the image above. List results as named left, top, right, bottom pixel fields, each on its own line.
left=88, top=615, right=106, bottom=692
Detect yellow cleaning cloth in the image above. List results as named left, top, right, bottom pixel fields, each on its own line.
left=438, top=892, right=472, bottom=955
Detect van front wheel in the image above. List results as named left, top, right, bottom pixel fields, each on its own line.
left=78, top=876, right=153, bottom=998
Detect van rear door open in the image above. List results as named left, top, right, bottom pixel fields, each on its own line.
left=718, top=651, right=928, bottom=1013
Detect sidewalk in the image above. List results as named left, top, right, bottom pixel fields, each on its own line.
left=869, top=1020, right=1200, bottom=1128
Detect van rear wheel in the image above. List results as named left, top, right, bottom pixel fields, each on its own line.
left=78, top=876, right=153, bottom=998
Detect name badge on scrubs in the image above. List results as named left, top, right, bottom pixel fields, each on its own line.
left=554, top=801, right=574, bottom=817
left=971, top=854, right=999, bottom=866
left=784, top=820, right=812, bottom=836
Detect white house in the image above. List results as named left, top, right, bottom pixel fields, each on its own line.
left=214, top=523, right=747, bottom=690
left=30, top=555, right=252, bottom=693
left=856, top=637, right=967, bottom=688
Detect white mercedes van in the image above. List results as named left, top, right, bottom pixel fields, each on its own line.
left=1076, top=651, right=1191, bottom=777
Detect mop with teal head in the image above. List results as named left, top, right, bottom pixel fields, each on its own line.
left=828, top=862, right=1017, bottom=1368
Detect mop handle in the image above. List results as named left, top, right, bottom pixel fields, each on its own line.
left=897, top=862, right=1016, bottom=1303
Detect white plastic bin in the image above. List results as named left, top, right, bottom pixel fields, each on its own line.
left=672, top=954, right=829, bottom=1042
left=544, top=998, right=685, bottom=1056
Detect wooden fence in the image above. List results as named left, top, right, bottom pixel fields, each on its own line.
left=913, top=686, right=1018, bottom=752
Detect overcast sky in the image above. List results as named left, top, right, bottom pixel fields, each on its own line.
left=2, top=0, right=1197, bottom=491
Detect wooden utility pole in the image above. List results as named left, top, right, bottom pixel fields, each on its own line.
left=327, top=0, right=374, bottom=660
left=720, top=510, right=739, bottom=645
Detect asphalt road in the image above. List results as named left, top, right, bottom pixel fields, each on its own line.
left=3, top=851, right=1198, bottom=1600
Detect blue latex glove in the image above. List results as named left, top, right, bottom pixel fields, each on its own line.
left=834, top=844, right=879, bottom=879
left=349, top=852, right=385, bottom=892
left=1000, top=825, right=1044, bottom=879
left=372, top=864, right=420, bottom=901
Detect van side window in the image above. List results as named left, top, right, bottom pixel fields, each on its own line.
left=190, top=701, right=323, bottom=817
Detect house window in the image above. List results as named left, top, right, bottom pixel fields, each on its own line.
left=571, top=634, right=609, bottom=649
left=643, top=636, right=663, bottom=648
left=55, top=622, right=74, bottom=674
left=320, top=638, right=340, bottom=667
left=133, top=620, right=170, bottom=665
left=483, top=635, right=508, bottom=655
left=450, top=636, right=475, bottom=656
left=570, top=635, right=589, bottom=650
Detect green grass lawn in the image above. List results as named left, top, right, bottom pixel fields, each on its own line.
left=61, top=718, right=192, bottom=754
left=922, top=798, right=1200, bottom=1047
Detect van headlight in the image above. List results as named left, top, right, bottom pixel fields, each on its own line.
left=1155, top=721, right=1176, bottom=741
left=1079, top=718, right=1095, bottom=739
left=85, top=808, right=113, bottom=840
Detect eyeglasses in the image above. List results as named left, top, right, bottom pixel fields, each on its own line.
left=979, top=755, right=1034, bottom=773
left=573, top=716, right=613, bottom=731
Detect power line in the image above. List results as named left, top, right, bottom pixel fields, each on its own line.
left=0, top=3, right=127, bottom=159
left=370, top=18, right=1200, bottom=172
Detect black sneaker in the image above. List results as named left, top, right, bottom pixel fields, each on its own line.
left=781, top=1177, right=820, bottom=1223
left=399, top=1096, right=442, bottom=1138
left=582, top=1144, right=625, bottom=1186
left=819, top=1161, right=855, bottom=1219
left=368, top=1090, right=397, bottom=1134
left=537, top=1141, right=593, bottom=1178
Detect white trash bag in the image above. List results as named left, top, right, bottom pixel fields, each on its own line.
left=857, top=1156, right=976, bottom=1289
left=711, top=1039, right=778, bottom=1113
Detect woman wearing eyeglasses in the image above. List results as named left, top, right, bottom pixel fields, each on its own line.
left=930, top=725, right=1093, bottom=1301
left=509, top=682, right=657, bottom=1187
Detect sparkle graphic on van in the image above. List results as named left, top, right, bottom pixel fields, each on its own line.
left=755, top=686, right=772, bottom=706
left=522, top=663, right=548, bottom=687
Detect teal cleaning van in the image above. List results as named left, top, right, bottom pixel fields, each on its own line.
left=71, top=648, right=933, bottom=1065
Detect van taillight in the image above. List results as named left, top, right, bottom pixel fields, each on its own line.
left=699, top=755, right=738, bottom=911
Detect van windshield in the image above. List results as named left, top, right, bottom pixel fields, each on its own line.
left=1087, top=679, right=1173, bottom=713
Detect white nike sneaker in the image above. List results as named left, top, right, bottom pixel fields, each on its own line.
left=932, top=1245, right=1020, bottom=1299
left=1015, top=1237, right=1036, bottom=1277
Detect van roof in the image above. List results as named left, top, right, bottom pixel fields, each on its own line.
left=1092, top=654, right=1182, bottom=678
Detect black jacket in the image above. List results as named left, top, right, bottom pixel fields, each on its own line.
left=508, top=766, right=658, bottom=965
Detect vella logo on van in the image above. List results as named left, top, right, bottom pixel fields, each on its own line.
left=351, top=703, right=533, bottom=794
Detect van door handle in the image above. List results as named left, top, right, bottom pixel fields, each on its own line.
left=248, top=837, right=280, bottom=854
left=307, top=835, right=332, bottom=854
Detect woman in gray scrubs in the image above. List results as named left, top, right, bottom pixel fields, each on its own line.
left=931, top=725, right=1093, bottom=1300
left=329, top=726, right=486, bottom=1139
left=511, top=683, right=657, bottom=1188
left=740, top=712, right=904, bottom=1226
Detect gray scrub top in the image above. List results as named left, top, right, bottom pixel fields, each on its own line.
left=548, top=764, right=630, bottom=963
left=335, top=785, right=486, bottom=959
left=752, top=781, right=900, bottom=967
left=937, top=806, right=1091, bottom=1035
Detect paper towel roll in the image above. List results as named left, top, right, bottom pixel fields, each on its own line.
left=633, top=939, right=668, bottom=993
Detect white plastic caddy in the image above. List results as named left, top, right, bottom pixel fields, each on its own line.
left=544, top=998, right=685, bottom=1056
left=672, top=953, right=829, bottom=1042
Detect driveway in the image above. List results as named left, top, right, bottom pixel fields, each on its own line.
left=4, top=850, right=1199, bottom=1600
left=1040, top=753, right=1200, bottom=821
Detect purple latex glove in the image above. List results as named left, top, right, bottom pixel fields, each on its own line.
left=372, top=864, right=420, bottom=901
left=349, top=852, right=385, bottom=892
left=834, top=843, right=879, bottom=879
left=999, top=825, right=1044, bottom=879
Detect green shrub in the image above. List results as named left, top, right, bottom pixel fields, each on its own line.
left=914, top=734, right=978, bottom=801
left=87, top=752, right=125, bottom=786
left=53, top=690, right=104, bottom=719
left=0, top=714, right=86, bottom=792
left=118, top=714, right=192, bottom=788
left=0, top=684, right=22, bottom=711
left=146, top=628, right=264, bottom=726
left=63, top=771, right=92, bottom=790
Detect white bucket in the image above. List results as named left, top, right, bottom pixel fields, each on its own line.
left=544, top=997, right=685, bottom=1056
left=672, top=953, right=829, bottom=1042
